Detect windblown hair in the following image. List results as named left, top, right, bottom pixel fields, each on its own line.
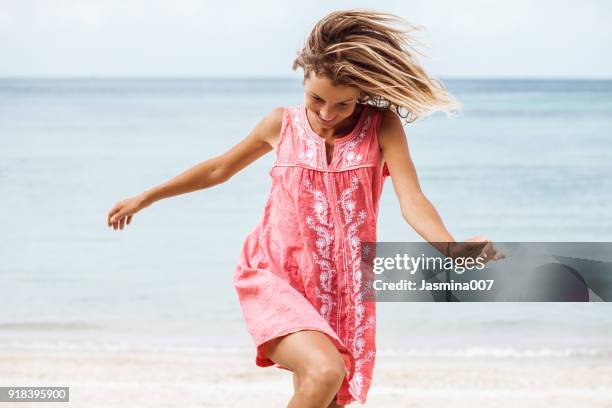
left=292, top=9, right=462, bottom=123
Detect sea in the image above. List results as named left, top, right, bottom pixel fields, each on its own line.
left=1, top=77, right=611, bottom=358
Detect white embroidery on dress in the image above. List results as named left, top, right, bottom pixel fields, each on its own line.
left=336, top=112, right=371, bottom=169
left=337, top=174, right=376, bottom=400
left=291, top=108, right=320, bottom=168
left=304, top=177, right=336, bottom=323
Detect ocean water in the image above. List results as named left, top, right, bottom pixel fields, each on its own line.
left=0, top=78, right=611, bottom=356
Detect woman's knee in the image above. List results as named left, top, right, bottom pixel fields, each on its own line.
left=263, top=330, right=347, bottom=391
left=300, top=356, right=346, bottom=391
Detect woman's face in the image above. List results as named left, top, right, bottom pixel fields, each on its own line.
left=303, top=72, right=361, bottom=129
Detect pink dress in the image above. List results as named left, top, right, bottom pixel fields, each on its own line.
left=233, top=103, right=390, bottom=405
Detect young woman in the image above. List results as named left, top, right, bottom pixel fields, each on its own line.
left=107, top=9, right=503, bottom=407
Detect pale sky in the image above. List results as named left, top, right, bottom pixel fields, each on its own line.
left=0, top=0, right=610, bottom=78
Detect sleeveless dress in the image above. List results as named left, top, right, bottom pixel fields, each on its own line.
left=232, top=103, right=390, bottom=405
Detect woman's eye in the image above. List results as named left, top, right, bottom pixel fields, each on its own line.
left=311, top=95, right=348, bottom=107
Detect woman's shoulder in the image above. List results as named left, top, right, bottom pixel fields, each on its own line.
left=258, top=106, right=305, bottom=152
left=264, top=105, right=303, bottom=130
left=254, top=106, right=286, bottom=150
left=265, top=105, right=304, bottom=136
left=362, top=105, right=400, bottom=137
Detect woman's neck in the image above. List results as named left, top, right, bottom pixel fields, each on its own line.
left=308, top=103, right=364, bottom=140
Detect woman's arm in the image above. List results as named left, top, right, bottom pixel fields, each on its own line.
left=141, top=107, right=283, bottom=204
left=378, top=109, right=455, bottom=254
left=107, top=107, right=284, bottom=229
left=378, top=110, right=505, bottom=261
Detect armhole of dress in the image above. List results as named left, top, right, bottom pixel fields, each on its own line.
left=374, top=109, right=390, bottom=178
left=275, top=107, right=289, bottom=159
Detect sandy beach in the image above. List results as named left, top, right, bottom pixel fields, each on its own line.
left=2, top=349, right=611, bottom=407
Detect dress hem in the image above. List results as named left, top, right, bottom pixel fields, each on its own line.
left=253, top=326, right=368, bottom=404
left=254, top=326, right=354, bottom=378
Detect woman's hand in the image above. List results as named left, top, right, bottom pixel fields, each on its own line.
left=107, top=193, right=150, bottom=231
left=451, top=235, right=505, bottom=264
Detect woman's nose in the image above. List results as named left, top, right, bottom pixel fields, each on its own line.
left=320, top=108, right=334, bottom=120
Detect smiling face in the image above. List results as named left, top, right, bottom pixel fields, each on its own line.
left=303, top=71, right=362, bottom=129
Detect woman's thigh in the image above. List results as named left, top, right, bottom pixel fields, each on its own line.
left=262, top=329, right=346, bottom=377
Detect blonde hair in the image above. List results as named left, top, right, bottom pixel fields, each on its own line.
left=292, top=9, right=463, bottom=124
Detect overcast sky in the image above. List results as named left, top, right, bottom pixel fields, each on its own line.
left=0, top=0, right=610, bottom=78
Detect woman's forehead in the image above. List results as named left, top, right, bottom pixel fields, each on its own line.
left=304, top=75, right=360, bottom=100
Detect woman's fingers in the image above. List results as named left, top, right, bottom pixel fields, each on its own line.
left=107, top=197, right=140, bottom=230
left=477, top=240, right=492, bottom=259
left=110, top=209, right=123, bottom=229
left=108, top=202, right=124, bottom=225
left=107, top=209, right=116, bottom=226
left=483, top=246, right=505, bottom=262
left=456, top=235, right=506, bottom=265
left=110, top=208, right=129, bottom=226
left=109, top=211, right=121, bottom=226
left=109, top=213, right=134, bottom=230
left=493, top=249, right=506, bottom=260
left=108, top=205, right=121, bottom=226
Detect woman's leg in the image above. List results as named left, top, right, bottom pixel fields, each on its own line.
left=292, top=372, right=345, bottom=408
left=263, top=330, right=346, bottom=408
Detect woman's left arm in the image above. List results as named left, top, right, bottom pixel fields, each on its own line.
left=378, top=109, right=455, bottom=253
left=378, top=110, right=504, bottom=261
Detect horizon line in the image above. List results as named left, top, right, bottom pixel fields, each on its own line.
left=1, top=75, right=611, bottom=81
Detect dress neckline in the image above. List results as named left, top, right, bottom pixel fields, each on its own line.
left=300, top=103, right=369, bottom=147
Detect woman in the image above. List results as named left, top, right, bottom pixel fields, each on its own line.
left=107, top=9, right=503, bottom=407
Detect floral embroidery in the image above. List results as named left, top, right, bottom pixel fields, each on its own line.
left=304, top=177, right=336, bottom=323
left=291, top=108, right=319, bottom=168
left=336, top=111, right=371, bottom=169
left=337, top=175, right=376, bottom=399
left=361, top=242, right=373, bottom=259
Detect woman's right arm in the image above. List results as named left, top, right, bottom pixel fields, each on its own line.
left=107, top=107, right=284, bottom=230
